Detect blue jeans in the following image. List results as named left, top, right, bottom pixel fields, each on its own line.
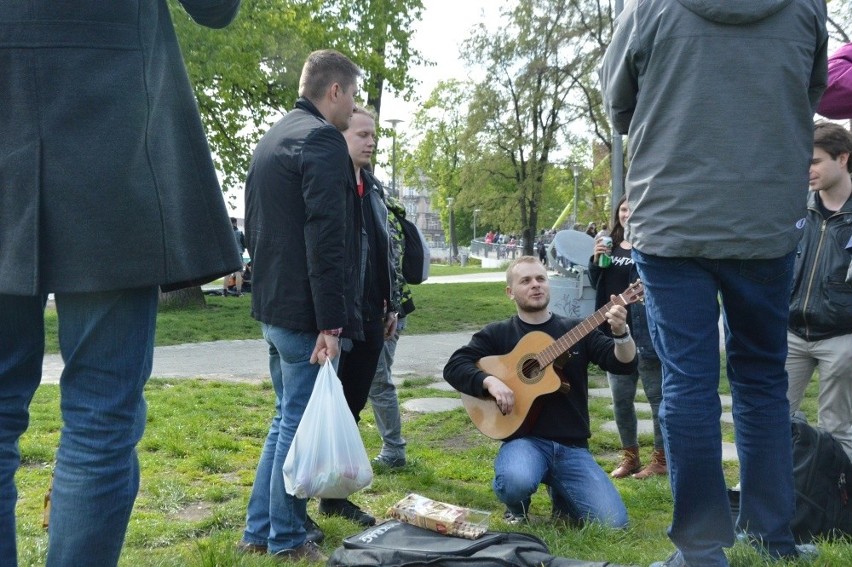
left=492, top=437, right=628, bottom=528
left=608, top=354, right=663, bottom=449
left=369, top=317, right=406, bottom=461
left=242, top=325, right=326, bottom=553
left=0, top=288, right=158, bottom=567
left=633, top=250, right=797, bottom=566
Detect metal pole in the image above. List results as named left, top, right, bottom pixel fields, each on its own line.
left=447, top=197, right=455, bottom=264
left=571, top=165, right=579, bottom=229
left=473, top=208, right=481, bottom=241
left=611, top=0, right=625, bottom=218
left=385, top=118, right=403, bottom=197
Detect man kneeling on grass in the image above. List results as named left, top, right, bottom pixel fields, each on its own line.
left=443, top=256, right=636, bottom=527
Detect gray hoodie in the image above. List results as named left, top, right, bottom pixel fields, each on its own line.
left=601, top=0, right=828, bottom=259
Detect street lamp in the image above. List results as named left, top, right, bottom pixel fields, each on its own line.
left=385, top=118, right=403, bottom=198
left=473, top=208, right=481, bottom=242
left=571, top=164, right=580, bottom=229
left=447, top=197, right=456, bottom=264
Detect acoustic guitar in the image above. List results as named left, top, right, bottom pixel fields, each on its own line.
left=461, top=279, right=645, bottom=440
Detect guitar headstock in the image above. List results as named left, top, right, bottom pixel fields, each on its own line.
left=620, top=279, right=645, bottom=305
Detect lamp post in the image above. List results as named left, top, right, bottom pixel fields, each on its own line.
left=473, top=208, right=481, bottom=241
left=385, top=118, right=403, bottom=198
left=447, top=197, right=456, bottom=264
left=571, top=164, right=580, bottom=229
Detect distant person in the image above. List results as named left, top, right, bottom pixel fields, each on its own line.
left=224, top=217, right=247, bottom=296
left=589, top=196, right=664, bottom=480
left=239, top=49, right=362, bottom=563
left=817, top=43, right=852, bottom=119
left=786, top=122, right=852, bottom=461
left=585, top=222, right=597, bottom=237
left=0, top=2, right=242, bottom=566
left=601, top=1, right=827, bottom=565
left=443, top=256, right=636, bottom=528
left=316, top=106, right=396, bottom=530
left=537, top=239, right=547, bottom=266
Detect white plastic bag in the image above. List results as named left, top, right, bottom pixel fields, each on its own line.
left=283, top=360, right=373, bottom=499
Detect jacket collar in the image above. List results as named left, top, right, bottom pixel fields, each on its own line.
left=294, top=97, right=326, bottom=122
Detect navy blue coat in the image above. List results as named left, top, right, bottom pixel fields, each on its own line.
left=0, top=1, right=242, bottom=294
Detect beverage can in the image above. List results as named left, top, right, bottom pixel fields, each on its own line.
left=598, top=235, right=613, bottom=268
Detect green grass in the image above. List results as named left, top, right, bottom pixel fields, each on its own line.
left=14, top=366, right=847, bottom=566
left=43, top=280, right=515, bottom=354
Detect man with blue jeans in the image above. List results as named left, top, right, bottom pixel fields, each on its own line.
left=443, top=257, right=635, bottom=527
left=601, top=0, right=827, bottom=565
left=239, top=49, right=362, bottom=562
left=0, top=2, right=243, bottom=565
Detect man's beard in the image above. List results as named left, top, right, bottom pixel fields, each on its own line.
left=516, top=292, right=550, bottom=313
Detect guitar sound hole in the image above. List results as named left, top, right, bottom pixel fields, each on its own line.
left=518, top=356, right=543, bottom=384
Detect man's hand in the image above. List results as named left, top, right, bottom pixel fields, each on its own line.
left=383, top=312, right=398, bottom=340
left=483, top=376, right=515, bottom=415
left=310, top=333, right=340, bottom=364
left=604, top=298, right=629, bottom=335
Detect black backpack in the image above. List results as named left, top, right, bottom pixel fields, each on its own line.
left=327, top=520, right=630, bottom=566
left=790, top=413, right=852, bottom=542
left=398, top=215, right=430, bottom=284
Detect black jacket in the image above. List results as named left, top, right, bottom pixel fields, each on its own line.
left=788, top=191, right=852, bottom=341
left=245, top=98, right=363, bottom=340
left=587, top=255, right=657, bottom=362
left=359, top=169, right=397, bottom=320
left=443, top=314, right=636, bottom=447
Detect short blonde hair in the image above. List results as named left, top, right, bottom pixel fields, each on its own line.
left=505, top=255, right=542, bottom=285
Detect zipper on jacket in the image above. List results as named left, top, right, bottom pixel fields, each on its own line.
left=801, top=219, right=828, bottom=340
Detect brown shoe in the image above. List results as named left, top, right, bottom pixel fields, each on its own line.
left=235, top=540, right=267, bottom=554
left=633, top=448, right=667, bottom=479
left=273, top=541, right=328, bottom=562
left=610, top=446, right=641, bottom=478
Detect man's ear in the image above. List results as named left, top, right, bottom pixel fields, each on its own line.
left=505, top=286, right=514, bottom=301
left=839, top=152, right=850, bottom=168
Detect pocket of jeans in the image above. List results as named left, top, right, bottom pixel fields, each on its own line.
left=738, top=254, right=794, bottom=284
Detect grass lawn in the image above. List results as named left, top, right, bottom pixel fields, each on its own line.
left=26, top=274, right=848, bottom=565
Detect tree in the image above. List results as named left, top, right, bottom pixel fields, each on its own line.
left=170, top=0, right=425, bottom=193
left=462, top=0, right=586, bottom=255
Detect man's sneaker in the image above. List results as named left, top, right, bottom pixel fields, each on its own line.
left=318, top=498, right=376, bottom=526
left=235, top=540, right=267, bottom=554
left=272, top=541, right=327, bottom=562
left=735, top=532, right=819, bottom=561
left=649, top=550, right=689, bottom=567
left=305, top=514, right=325, bottom=544
left=502, top=509, right=527, bottom=525
left=373, top=455, right=407, bottom=469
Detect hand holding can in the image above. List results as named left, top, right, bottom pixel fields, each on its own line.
left=598, top=235, right=613, bottom=268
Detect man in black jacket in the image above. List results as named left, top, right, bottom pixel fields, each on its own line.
left=316, top=106, right=396, bottom=528
left=786, top=121, right=852, bottom=462
left=238, top=49, right=362, bottom=563
left=443, top=257, right=636, bottom=528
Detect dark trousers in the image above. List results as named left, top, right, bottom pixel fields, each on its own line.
left=339, top=319, right=385, bottom=422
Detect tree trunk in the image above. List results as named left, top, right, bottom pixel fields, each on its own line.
left=158, top=286, right=206, bottom=310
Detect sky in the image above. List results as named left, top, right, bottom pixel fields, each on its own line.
left=225, top=0, right=512, bottom=216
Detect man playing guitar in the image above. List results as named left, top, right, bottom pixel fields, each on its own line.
left=443, top=256, right=637, bottom=527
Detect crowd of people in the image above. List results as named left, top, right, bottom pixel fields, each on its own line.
left=2, top=1, right=851, bottom=566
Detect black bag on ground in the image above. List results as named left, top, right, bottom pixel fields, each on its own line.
left=327, top=519, right=630, bottom=566
left=790, top=413, right=852, bottom=542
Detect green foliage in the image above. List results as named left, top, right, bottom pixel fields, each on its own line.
left=169, top=0, right=424, bottom=192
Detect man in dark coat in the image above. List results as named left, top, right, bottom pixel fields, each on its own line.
left=238, top=49, right=362, bottom=563
left=0, top=2, right=242, bottom=566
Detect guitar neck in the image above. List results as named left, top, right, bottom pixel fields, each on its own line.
left=537, top=296, right=629, bottom=367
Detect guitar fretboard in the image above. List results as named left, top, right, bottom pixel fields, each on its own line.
left=536, top=295, right=628, bottom=367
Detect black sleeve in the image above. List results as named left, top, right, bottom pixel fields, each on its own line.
left=301, top=126, right=351, bottom=330
left=585, top=328, right=637, bottom=375
left=587, top=256, right=603, bottom=289
left=179, top=0, right=241, bottom=29
left=443, top=324, right=508, bottom=398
